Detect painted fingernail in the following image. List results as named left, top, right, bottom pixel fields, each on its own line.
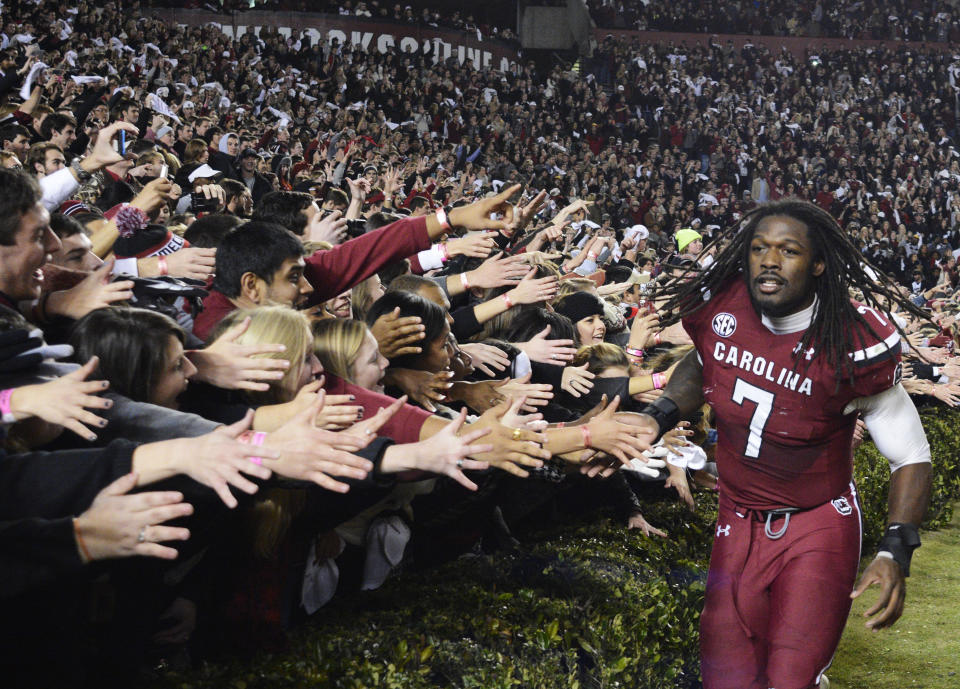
left=99, top=419, right=107, bottom=427
left=349, top=395, right=356, bottom=400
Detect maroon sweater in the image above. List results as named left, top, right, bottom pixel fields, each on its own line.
left=193, top=215, right=431, bottom=341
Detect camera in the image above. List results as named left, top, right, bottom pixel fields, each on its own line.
left=190, top=194, right=221, bottom=214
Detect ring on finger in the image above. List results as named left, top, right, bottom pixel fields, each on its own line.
left=138, top=526, right=148, bottom=544
left=512, top=428, right=522, bottom=441
left=457, top=459, right=464, bottom=468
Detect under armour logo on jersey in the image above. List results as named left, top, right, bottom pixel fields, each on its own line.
left=831, top=497, right=853, bottom=516
left=712, top=312, right=737, bottom=337
left=716, top=524, right=731, bottom=537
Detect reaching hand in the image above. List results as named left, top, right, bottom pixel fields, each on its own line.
left=308, top=209, right=348, bottom=244
left=130, top=177, right=177, bottom=214
left=459, top=342, right=510, bottom=376
left=73, top=472, right=193, bottom=562
left=188, top=316, right=289, bottom=391
left=448, top=183, right=521, bottom=232
left=517, top=325, right=577, bottom=364
left=627, top=512, right=667, bottom=537
left=497, top=373, right=554, bottom=411
left=383, top=368, right=452, bottom=412
left=505, top=189, right=547, bottom=235
left=466, top=252, right=530, bottom=289
left=346, top=177, right=371, bottom=203
left=46, top=260, right=134, bottom=320
left=628, top=312, right=661, bottom=350
left=586, top=396, right=657, bottom=464
left=159, top=411, right=277, bottom=508
left=506, top=268, right=559, bottom=305
left=660, top=421, right=693, bottom=456
left=664, top=462, right=695, bottom=509
left=381, top=409, right=491, bottom=491
left=333, top=394, right=407, bottom=448
left=263, top=396, right=376, bottom=493
left=561, top=364, right=596, bottom=397
left=468, top=399, right=550, bottom=478
left=8, top=356, right=113, bottom=440
left=369, top=307, right=425, bottom=358
left=164, top=247, right=217, bottom=281
left=308, top=386, right=365, bottom=430
left=447, top=233, right=497, bottom=259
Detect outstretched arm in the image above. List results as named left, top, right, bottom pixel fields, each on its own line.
left=636, top=349, right=706, bottom=441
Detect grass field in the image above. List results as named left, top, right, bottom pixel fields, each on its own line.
left=830, top=510, right=960, bottom=689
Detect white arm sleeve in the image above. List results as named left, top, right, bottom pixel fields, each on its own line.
left=416, top=245, right=444, bottom=272
left=39, top=167, right=80, bottom=212
left=844, top=383, right=931, bottom=472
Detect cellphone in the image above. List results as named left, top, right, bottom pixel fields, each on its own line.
left=113, top=130, right=127, bottom=156
left=159, top=163, right=168, bottom=179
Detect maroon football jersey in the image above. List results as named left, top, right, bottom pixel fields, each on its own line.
left=683, top=278, right=901, bottom=510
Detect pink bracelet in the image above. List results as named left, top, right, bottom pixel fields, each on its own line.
left=502, top=292, right=514, bottom=309
left=626, top=347, right=644, bottom=358
left=240, top=430, right=267, bottom=465
left=652, top=372, right=666, bottom=390
left=157, top=255, right=169, bottom=277
left=439, top=242, right=450, bottom=262
left=653, top=333, right=662, bottom=346
left=0, top=388, right=15, bottom=423
left=460, top=272, right=471, bottom=291
left=581, top=424, right=592, bottom=449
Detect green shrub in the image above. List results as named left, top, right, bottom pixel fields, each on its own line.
left=155, top=408, right=960, bottom=689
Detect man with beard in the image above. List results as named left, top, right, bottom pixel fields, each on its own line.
left=634, top=199, right=931, bottom=689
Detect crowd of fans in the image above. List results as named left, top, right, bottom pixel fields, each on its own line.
left=3, top=0, right=960, bottom=685
left=587, top=0, right=960, bottom=41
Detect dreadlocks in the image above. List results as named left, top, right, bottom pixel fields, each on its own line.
left=653, top=198, right=933, bottom=382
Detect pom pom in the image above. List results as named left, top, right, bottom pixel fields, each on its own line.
left=115, top=205, right=148, bottom=238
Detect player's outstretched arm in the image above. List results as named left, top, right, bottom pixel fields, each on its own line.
left=636, top=349, right=706, bottom=442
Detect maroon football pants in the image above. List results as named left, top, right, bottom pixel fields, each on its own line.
left=700, top=485, right=862, bottom=689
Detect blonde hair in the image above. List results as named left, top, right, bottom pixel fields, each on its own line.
left=216, top=306, right=311, bottom=404
left=555, top=277, right=597, bottom=301
left=570, top=342, right=629, bottom=374
left=311, top=317, right=367, bottom=382
left=136, top=151, right=164, bottom=167
left=302, top=240, right=332, bottom=254
left=217, top=306, right=314, bottom=560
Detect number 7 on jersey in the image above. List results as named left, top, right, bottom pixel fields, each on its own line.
left=732, top=378, right=775, bottom=458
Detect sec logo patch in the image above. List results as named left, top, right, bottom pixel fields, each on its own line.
left=712, top=312, right=737, bottom=338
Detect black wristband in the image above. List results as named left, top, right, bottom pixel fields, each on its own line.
left=640, top=396, right=681, bottom=442
left=877, top=522, right=921, bottom=577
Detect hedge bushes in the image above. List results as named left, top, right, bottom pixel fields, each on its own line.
left=156, top=408, right=960, bottom=689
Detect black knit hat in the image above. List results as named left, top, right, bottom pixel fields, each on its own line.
left=110, top=205, right=186, bottom=259
left=555, top=291, right=604, bottom=324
